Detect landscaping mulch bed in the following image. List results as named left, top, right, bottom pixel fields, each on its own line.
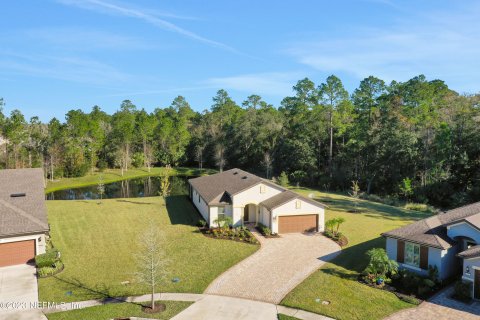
left=358, top=277, right=423, bottom=305
left=142, top=303, right=166, bottom=314
left=323, top=233, right=348, bottom=247
left=198, top=227, right=259, bottom=245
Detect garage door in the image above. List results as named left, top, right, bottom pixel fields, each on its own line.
left=0, top=240, right=36, bottom=267
left=278, top=214, right=318, bottom=233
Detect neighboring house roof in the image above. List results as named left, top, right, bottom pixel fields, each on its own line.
left=260, top=190, right=326, bottom=211
left=0, top=168, right=49, bottom=237
left=188, top=168, right=279, bottom=205
left=382, top=201, right=480, bottom=249
left=458, top=245, right=480, bottom=259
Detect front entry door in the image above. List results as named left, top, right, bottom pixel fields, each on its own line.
left=243, top=206, right=249, bottom=222
left=475, top=269, right=480, bottom=299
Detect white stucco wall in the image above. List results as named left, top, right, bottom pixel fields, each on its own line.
left=0, top=233, right=47, bottom=256
left=191, top=187, right=209, bottom=222
left=462, top=257, right=480, bottom=297
left=270, top=198, right=324, bottom=234
left=209, top=205, right=233, bottom=227
left=231, top=182, right=283, bottom=226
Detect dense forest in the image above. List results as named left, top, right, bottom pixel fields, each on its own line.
left=1, top=74, right=479, bottom=208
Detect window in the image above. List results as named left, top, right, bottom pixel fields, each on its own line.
left=404, top=242, right=420, bottom=267
left=218, top=207, right=225, bottom=215
left=198, top=194, right=201, bottom=203
left=260, top=185, right=266, bottom=193
left=295, top=200, right=301, bottom=209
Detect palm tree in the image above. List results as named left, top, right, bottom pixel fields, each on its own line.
left=325, top=219, right=336, bottom=233
left=364, top=248, right=398, bottom=278
left=334, top=217, right=346, bottom=234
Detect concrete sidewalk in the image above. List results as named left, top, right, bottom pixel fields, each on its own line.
left=44, top=292, right=334, bottom=320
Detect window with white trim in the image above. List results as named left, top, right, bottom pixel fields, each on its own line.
left=405, top=242, right=420, bottom=267
left=218, top=206, right=225, bottom=215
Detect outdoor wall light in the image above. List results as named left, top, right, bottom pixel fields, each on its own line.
left=38, top=237, right=42, bottom=242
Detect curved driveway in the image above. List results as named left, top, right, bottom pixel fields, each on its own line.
left=205, top=231, right=341, bottom=304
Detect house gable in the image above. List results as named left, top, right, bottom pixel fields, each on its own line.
left=232, top=182, right=283, bottom=207
left=447, top=221, right=480, bottom=244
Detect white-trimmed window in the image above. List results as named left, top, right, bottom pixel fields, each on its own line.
left=405, top=242, right=420, bottom=267
left=260, top=185, right=266, bottom=193
left=295, top=200, right=301, bottom=209
left=218, top=207, right=225, bottom=216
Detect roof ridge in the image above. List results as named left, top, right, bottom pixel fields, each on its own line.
left=0, top=199, right=48, bottom=230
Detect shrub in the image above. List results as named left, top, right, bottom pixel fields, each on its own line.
left=97, top=159, right=108, bottom=172
left=404, top=203, right=436, bottom=213
left=454, top=280, right=472, bottom=301
left=262, top=227, right=272, bottom=236
left=35, top=249, right=59, bottom=268
left=131, top=152, right=145, bottom=168
left=37, top=261, right=64, bottom=278
left=363, top=248, right=398, bottom=280
left=197, top=219, right=207, bottom=228
left=278, top=172, right=289, bottom=187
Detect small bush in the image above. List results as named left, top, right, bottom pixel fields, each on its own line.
left=404, top=203, right=436, bottom=213
left=454, top=280, right=472, bottom=301
left=197, top=219, right=207, bottom=228
left=37, top=261, right=64, bottom=278
left=35, top=249, right=59, bottom=268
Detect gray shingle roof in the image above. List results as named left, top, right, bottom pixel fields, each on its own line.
left=0, top=168, right=49, bottom=237
left=458, top=245, right=480, bottom=259
left=260, top=190, right=326, bottom=211
left=188, top=168, right=279, bottom=205
left=382, top=201, right=480, bottom=249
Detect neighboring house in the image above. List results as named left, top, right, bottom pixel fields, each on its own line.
left=188, top=168, right=325, bottom=234
left=0, top=168, right=49, bottom=267
left=382, top=201, right=480, bottom=299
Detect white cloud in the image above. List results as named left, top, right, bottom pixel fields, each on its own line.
left=0, top=51, right=129, bottom=85
left=56, top=0, right=239, bottom=53
left=286, top=3, right=480, bottom=93
left=204, top=72, right=304, bottom=96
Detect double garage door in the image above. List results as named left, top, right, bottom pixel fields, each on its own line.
left=278, top=214, right=318, bottom=233
left=0, top=240, right=36, bottom=267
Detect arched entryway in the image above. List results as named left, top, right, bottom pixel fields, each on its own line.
left=243, top=203, right=259, bottom=225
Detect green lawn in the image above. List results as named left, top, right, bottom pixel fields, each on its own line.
left=281, top=188, right=431, bottom=320
left=40, top=195, right=258, bottom=302
left=45, top=167, right=216, bottom=193
left=277, top=314, right=301, bottom=320
left=46, top=300, right=192, bottom=320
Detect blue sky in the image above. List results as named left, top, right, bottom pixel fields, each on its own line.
left=1, top=0, right=479, bottom=121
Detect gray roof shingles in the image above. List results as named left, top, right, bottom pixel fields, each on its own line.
left=188, top=168, right=326, bottom=210
left=0, top=168, right=49, bottom=237
left=382, top=201, right=480, bottom=249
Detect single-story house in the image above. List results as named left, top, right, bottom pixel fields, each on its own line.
left=188, top=168, right=326, bottom=234
left=382, top=201, right=480, bottom=299
left=0, top=168, right=49, bottom=267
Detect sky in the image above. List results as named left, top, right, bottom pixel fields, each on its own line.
left=1, top=0, right=479, bottom=121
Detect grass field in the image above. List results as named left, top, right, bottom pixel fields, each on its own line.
left=46, top=300, right=192, bottom=320
left=281, top=187, right=431, bottom=320
left=39, top=195, right=258, bottom=302
left=45, top=167, right=216, bottom=193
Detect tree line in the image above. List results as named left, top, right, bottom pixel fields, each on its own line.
left=1, top=74, right=479, bottom=208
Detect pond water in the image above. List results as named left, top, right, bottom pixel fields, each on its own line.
left=46, top=175, right=191, bottom=200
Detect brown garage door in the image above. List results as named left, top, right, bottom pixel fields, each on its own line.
left=278, top=215, right=318, bottom=233
left=0, top=240, right=36, bottom=267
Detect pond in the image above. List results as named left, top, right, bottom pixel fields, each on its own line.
left=46, top=175, right=192, bottom=200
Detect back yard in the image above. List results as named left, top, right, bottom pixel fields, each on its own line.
left=40, top=195, right=258, bottom=302
left=281, top=188, right=431, bottom=320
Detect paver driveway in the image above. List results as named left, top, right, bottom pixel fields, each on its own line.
left=205, top=231, right=341, bottom=303
left=384, top=285, right=480, bottom=320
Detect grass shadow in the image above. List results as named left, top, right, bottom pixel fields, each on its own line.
left=165, top=195, right=202, bottom=226
left=116, top=199, right=153, bottom=205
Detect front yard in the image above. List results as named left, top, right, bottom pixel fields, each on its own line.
left=40, top=195, right=258, bottom=302
left=281, top=188, right=431, bottom=320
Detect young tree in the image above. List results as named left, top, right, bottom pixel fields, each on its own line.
left=134, top=227, right=169, bottom=311
left=349, top=180, right=361, bottom=212
left=97, top=175, right=105, bottom=203
left=334, top=217, right=346, bottom=234
left=364, top=248, right=398, bottom=280
left=399, top=177, right=413, bottom=200
left=159, top=166, right=173, bottom=198
left=278, top=172, right=289, bottom=187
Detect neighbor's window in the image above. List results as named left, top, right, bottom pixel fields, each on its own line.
left=260, top=185, right=266, bottom=193
left=405, top=242, right=420, bottom=267
left=295, top=200, right=301, bottom=209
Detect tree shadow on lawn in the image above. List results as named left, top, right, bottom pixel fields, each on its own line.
left=313, top=196, right=427, bottom=221
left=116, top=199, right=154, bottom=205
left=50, top=275, right=146, bottom=307
left=165, top=195, right=202, bottom=226
left=323, top=237, right=386, bottom=276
